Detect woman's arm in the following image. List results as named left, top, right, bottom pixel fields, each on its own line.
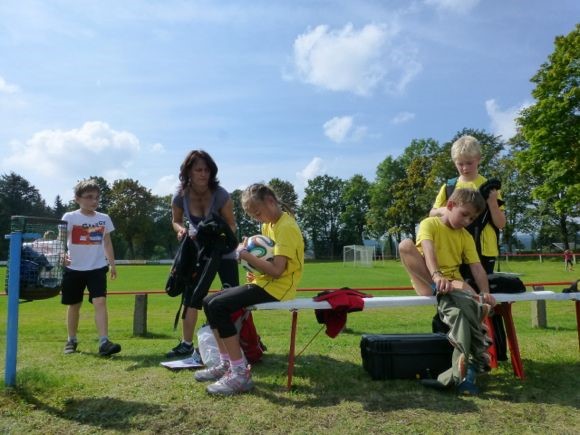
left=219, top=198, right=238, bottom=236
left=171, top=203, right=187, bottom=240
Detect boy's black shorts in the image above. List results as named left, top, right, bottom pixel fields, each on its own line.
left=61, top=266, right=109, bottom=305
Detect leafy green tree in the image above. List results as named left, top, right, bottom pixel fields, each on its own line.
left=516, top=24, right=579, bottom=248
left=299, top=175, right=344, bottom=259
left=149, top=194, right=177, bottom=258
left=52, top=195, right=68, bottom=219
left=107, top=179, right=155, bottom=259
left=497, top=134, right=541, bottom=251
left=0, top=172, right=52, bottom=259
left=367, top=156, right=404, bottom=236
left=394, top=138, right=440, bottom=240
left=340, top=174, right=371, bottom=245
left=231, top=189, right=260, bottom=239
left=268, top=178, right=299, bottom=215
left=517, top=27, right=579, bottom=204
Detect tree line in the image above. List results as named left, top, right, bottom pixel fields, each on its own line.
left=1, top=25, right=578, bottom=261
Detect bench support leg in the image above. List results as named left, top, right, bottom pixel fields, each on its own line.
left=496, top=302, right=525, bottom=379
left=484, top=316, right=498, bottom=369
left=575, top=300, right=580, bottom=352
left=286, top=310, right=299, bottom=390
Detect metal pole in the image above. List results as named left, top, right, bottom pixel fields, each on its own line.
left=5, top=231, right=22, bottom=387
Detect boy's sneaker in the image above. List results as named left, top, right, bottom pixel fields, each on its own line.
left=457, top=380, right=480, bottom=395
left=195, top=361, right=230, bottom=382
left=64, top=340, right=78, bottom=354
left=206, top=366, right=254, bottom=396
left=166, top=341, right=194, bottom=358
left=99, top=339, right=121, bottom=356
left=457, top=365, right=480, bottom=395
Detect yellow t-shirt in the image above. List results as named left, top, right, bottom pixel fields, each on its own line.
left=433, top=174, right=503, bottom=257
left=416, top=216, right=480, bottom=281
left=253, top=212, right=304, bottom=301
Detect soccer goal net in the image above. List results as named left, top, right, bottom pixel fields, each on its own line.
left=343, top=245, right=374, bottom=267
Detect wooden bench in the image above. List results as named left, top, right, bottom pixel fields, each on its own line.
left=251, top=290, right=580, bottom=390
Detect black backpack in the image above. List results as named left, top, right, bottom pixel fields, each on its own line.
left=445, top=177, right=503, bottom=257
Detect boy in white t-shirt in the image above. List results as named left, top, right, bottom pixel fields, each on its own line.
left=61, top=179, right=120, bottom=356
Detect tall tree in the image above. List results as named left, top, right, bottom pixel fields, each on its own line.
left=394, top=138, right=440, bottom=240
left=0, top=173, right=52, bottom=259
left=149, top=194, right=177, bottom=259
left=231, top=189, right=260, bottom=239
left=516, top=24, right=580, bottom=248
left=53, top=195, right=67, bottom=219
left=268, top=178, right=299, bottom=216
left=299, top=175, right=344, bottom=259
left=340, top=174, right=371, bottom=245
left=107, top=179, right=155, bottom=259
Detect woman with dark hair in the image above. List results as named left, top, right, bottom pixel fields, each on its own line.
left=166, top=150, right=239, bottom=360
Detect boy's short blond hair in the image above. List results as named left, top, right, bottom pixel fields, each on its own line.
left=449, top=188, right=486, bottom=215
left=451, top=135, right=481, bottom=161
left=74, top=179, right=101, bottom=198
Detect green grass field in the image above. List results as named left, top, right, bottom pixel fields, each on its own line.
left=1, top=260, right=579, bottom=434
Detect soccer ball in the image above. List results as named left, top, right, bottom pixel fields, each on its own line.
left=241, top=235, right=275, bottom=274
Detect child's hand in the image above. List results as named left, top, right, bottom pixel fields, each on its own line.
left=433, top=275, right=453, bottom=294
left=487, top=188, right=499, bottom=204
left=481, top=292, right=496, bottom=306
left=246, top=271, right=255, bottom=281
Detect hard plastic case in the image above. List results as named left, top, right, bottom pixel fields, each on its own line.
left=360, top=333, right=453, bottom=380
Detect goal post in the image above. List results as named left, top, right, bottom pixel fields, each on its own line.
left=343, top=245, right=374, bottom=267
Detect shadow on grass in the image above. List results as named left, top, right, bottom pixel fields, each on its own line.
left=12, top=387, right=162, bottom=431
left=251, top=353, right=580, bottom=411
left=251, top=353, right=480, bottom=413
left=482, top=359, right=580, bottom=408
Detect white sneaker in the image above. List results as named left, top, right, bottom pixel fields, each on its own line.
left=194, top=361, right=230, bottom=382
left=206, top=366, right=254, bottom=395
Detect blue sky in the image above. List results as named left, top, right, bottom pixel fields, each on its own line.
left=0, top=0, right=577, bottom=204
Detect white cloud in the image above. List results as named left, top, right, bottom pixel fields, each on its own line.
left=0, top=76, right=19, bottom=94
left=152, top=174, right=179, bottom=197
left=296, top=157, right=326, bottom=185
left=323, top=116, right=353, bottom=143
left=485, top=99, right=530, bottom=140
left=391, top=111, right=415, bottom=124
left=292, top=23, right=421, bottom=96
left=150, top=142, right=165, bottom=153
left=424, top=0, right=480, bottom=14
left=1, top=121, right=141, bottom=200
left=323, top=116, right=369, bottom=143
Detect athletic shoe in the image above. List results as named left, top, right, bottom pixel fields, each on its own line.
left=64, top=340, right=78, bottom=354
left=99, top=339, right=121, bottom=356
left=206, top=366, right=254, bottom=395
left=166, top=341, right=194, bottom=358
left=457, top=365, right=479, bottom=395
left=194, top=361, right=230, bottom=382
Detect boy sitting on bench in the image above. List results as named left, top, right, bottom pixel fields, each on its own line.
left=399, top=188, right=496, bottom=395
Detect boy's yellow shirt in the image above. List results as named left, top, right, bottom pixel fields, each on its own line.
left=416, top=216, right=480, bottom=280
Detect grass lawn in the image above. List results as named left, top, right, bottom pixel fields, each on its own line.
left=1, top=260, right=579, bottom=434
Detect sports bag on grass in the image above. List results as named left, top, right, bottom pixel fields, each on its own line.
left=233, top=309, right=267, bottom=364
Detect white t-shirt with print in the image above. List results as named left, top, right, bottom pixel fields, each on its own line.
left=61, top=209, right=115, bottom=271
